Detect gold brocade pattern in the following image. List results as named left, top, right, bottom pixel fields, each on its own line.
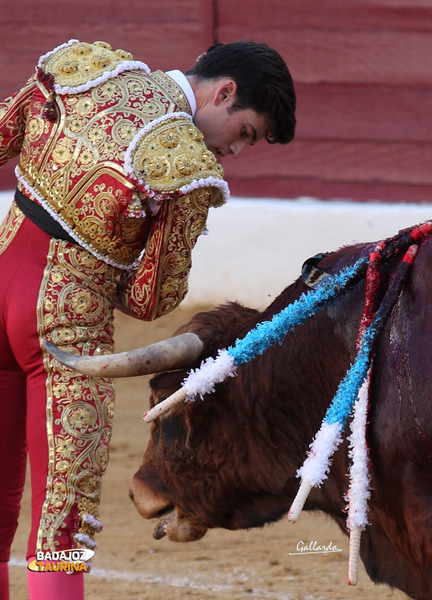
left=14, top=40, right=226, bottom=268
left=119, top=187, right=211, bottom=320
left=37, top=239, right=121, bottom=553
left=151, top=71, right=191, bottom=114
left=18, top=67, right=159, bottom=267
left=0, top=76, right=36, bottom=169
left=40, top=41, right=135, bottom=89
left=18, top=44, right=225, bottom=267
left=131, top=116, right=225, bottom=204
left=0, top=200, right=25, bottom=256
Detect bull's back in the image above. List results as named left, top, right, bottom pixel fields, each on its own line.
left=370, top=234, right=432, bottom=508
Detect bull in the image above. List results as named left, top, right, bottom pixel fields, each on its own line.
left=47, top=225, right=432, bottom=600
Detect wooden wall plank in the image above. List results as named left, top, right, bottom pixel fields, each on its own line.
left=217, top=27, right=432, bottom=87
left=0, top=160, right=19, bottom=193
left=227, top=178, right=432, bottom=204
left=221, top=140, right=432, bottom=186
left=296, top=85, right=432, bottom=143
left=217, top=0, right=431, bottom=201
left=216, top=0, right=432, bottom=32
left=0, top=0, right=214, bottom=98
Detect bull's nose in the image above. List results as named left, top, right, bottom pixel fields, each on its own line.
left=130, top=473, right=171, bottom=519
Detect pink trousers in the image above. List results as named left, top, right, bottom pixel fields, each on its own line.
left=0, top=201, right=119, bottom=563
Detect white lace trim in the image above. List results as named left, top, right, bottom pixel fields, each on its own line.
left=81, top=512, right=103, bottom=533
left=180, top=177, right=229, bottom=206
left=37, top=38, right=80, bottom=68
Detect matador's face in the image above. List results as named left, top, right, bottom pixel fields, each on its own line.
left=193, top=80, right=267, bottom=159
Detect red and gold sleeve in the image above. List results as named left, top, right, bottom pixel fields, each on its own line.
left=0, top=77, right=36, bottom=168
left=116, top=187, right=211, bottom=321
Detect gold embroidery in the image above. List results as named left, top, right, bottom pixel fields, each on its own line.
left=37, top=240, right=121, bottom=553
left=17, top=72, right=196, bottom=267
left=0, top=76, right=37, bottom=168
left=0, top=200, right=25, bottom=256
left=118, top=187, right=210, bottom=320
left=131, top=116, right=224, bottom=197
left=40, top=41, right=135, bottom=89
left=17, top=44, right=226, bottom=268
left=26, top=116, right=45, bottom=142
left=151, top=71, right=191, bottom=114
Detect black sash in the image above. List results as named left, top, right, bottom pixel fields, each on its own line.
left=14, top=188, right=76, bottom=244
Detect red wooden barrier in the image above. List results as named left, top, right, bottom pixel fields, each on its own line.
left=0, top=0, right=431, bottom=202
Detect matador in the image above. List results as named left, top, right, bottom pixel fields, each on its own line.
left=0, top=39, right=229, bottom=598
left=0, top=38, right=296, bottom=599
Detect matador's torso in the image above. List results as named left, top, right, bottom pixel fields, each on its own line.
left=4, top=39, right=228, bottom=270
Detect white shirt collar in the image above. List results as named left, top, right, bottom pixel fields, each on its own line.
left=165, top=69, right=197, bottom=117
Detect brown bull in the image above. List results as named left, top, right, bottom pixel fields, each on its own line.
left=47, top=229, right=432, bottom=600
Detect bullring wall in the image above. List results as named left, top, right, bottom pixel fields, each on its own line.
left=1, top=0, right=431, bottom=203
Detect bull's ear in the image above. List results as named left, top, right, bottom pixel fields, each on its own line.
left=149, top=371, right=188, bottom=408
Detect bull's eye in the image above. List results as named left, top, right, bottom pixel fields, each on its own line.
left=161, top=413, right=186, bottom=444
left=149, top=372, right=188, bottom=410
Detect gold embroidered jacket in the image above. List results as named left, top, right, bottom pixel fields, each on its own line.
left=0, top=40, right=229, bottom=320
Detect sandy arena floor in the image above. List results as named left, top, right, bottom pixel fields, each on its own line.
left=10, top=307, right=409, bottom=600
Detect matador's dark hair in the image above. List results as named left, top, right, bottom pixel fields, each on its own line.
left=187, top=40, right=296, bottom=145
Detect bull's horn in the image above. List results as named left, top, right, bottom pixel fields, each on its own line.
left=43, top=333, right=203, bottom=377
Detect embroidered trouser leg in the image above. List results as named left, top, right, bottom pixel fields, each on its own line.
left=0, top=202, right=120, bottom=560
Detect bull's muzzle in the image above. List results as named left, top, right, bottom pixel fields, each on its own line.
left=129, top=473, right=171, bottom=520
left=156, top=510, right=208, bottom=542
left=129, top=475, right=208, bottom=542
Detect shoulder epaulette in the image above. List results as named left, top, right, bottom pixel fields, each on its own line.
left=37, top=39, right=150, bottom=95
left=125, top=113, right=229, bottom=207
